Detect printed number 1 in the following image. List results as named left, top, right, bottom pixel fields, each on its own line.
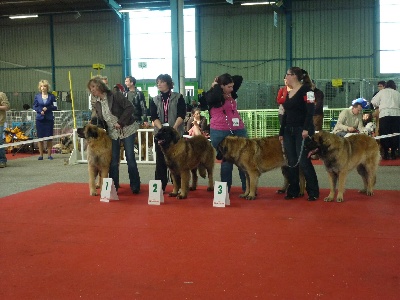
left=153, top=183, right=158, bottom=193
left=218, top=184, right=223, bottom=194
left=106, top=182, right=109, bottom=190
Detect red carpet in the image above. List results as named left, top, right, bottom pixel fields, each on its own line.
left=6, top=152, right=36, bottom=160
left=1, top=183, right=400, bottom=299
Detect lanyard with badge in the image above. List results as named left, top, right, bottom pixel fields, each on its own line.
left=223, top=97, right=240, bottom=134
left=162, top=92, right=170, bottom=123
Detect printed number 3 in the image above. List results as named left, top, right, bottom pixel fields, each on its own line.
left=218, top=184, right=223, bottom=194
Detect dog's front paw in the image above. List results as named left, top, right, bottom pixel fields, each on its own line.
left=246, top=195, right=256, bottom=200
left=361, top=189, right=374, bottom=196
left=324, top=196, right=334, bottom=202
left=336, top=197, right=344, bottom=202
left=90, top=191, right=98, bottom=196
left=177, top=194, right=187, bottom=199
left=169, top=192, right=178, bottom=197
left=239, top=193, right=248, bottom=198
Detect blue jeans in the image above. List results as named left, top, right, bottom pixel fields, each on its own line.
left=210, top=128, right=248, bottom=191
left=283, top=126, right=319, bottom=198
left=109, top=133, right=141, bottom=191
left=0, top=125, right=6, bottom=163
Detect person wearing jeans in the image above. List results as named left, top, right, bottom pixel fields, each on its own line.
left=206, top=73, right=247, bottom=192
left=210, top=127, right=247, bottom=192
left=0, top=92, right=10, bottom=168
left=88, top=76, right=141, bottom=194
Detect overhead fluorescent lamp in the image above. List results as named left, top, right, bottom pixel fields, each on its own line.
left=241, top=1, right=276, bottom=5
left=9, top=14, right=38, bottom=19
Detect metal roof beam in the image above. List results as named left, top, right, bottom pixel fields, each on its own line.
left=103, top=0, right=122, bottom=18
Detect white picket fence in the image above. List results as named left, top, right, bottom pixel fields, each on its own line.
left=68, top=128, right=156, bottom=165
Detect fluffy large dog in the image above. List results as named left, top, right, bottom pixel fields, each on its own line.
left=77, top=124, right=112, bottom=196
left=305, top=131, right=380, bottom=202
left=154, top=126, right=215, bottom=199
left=218, top=135, right=305, bottom=200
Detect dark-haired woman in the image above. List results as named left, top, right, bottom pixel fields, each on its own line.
left=206, top=73, right=247, bottom=192
left=150, top=74, right=186, bottom=191
left=88, top=76, right=141, bottom=194
left=278, top=67, right=319, bottom=201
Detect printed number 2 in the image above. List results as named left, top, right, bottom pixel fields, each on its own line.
left=218, top=185, right=223, bottom=194
left=153, top=183, right=158, bottom=193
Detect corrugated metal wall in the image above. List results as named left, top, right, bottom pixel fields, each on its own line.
left=198, top=0, right=375, bottom=108
left=198, top=0, right=374, bottom=85
left=291, top=0, right=374, bottom=79
left=0, top=0, right=377, bottom=111
left=0, top=12, right=123, bottom=110
left=198, top=5, right=287, bottom=87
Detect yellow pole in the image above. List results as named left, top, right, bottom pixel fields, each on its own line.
left=68, top=71, right=77, bottom=129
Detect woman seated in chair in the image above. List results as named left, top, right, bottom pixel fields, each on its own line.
left=186, top=108, right=208, bottom=137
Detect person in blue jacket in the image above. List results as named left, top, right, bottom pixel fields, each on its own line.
left=33, top=80, right=57, bottom=160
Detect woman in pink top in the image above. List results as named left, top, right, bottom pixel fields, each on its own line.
left=206, top=73, right=247, bottom=192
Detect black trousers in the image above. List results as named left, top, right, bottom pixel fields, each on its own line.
left=154, top=142, right=168, bottom=190
left=379, top=116, right=400, bottom=155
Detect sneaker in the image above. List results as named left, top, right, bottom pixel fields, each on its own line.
left=38, top=156, right=43, bottom=160
left=0, top=162, right=6, bottom=168
left=48, top=156, right=53, bottom=160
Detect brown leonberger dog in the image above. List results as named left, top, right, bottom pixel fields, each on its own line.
left=218, top=135, right=305, bottom=200
left=154, top=126, right=215, bottom=199
left=77, top=124, right=112, bottom=196
left=305, top=131, right=380, bottom=202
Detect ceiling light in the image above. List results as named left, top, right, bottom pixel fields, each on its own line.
left=9, top=14, right=38, bottom=19
left=241, top=1, right=276, bottom=5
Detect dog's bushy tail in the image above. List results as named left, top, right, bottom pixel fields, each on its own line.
left=198, top=165, right=207, bottom=178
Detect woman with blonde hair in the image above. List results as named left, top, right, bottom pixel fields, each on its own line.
left=33, top=80, right=57, bottom=160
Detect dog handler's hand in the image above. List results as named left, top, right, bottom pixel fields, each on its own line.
left=279, top=136, right=283, bottom=143
left=114, top=123, right=121, bottom=129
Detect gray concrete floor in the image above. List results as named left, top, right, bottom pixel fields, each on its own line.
left=1, top=152, right=399, bottom=198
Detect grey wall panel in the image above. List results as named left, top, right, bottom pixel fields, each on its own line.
left=291, top=0, right=374, bottom=79
left=199, top=5, right=287, bottom=88
left=0, top=12, right=122, bottom=99
left=0, top=0, right=378, bottom=110
left=0, top=18, right=52, bottom=92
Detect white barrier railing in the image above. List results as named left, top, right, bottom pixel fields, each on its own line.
left=68, top=128, right=156, bottom=165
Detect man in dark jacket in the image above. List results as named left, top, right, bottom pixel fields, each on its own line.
left=124, top=76, right=148, bottom=125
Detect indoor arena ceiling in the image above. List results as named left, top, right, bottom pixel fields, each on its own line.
left=0, top=0, right=290, bottom=17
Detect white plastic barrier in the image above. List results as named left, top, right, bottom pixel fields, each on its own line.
left=68, top=128, right=156, bottom=165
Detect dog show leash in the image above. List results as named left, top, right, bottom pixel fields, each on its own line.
left=286, top=137, right=308, bottom=168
